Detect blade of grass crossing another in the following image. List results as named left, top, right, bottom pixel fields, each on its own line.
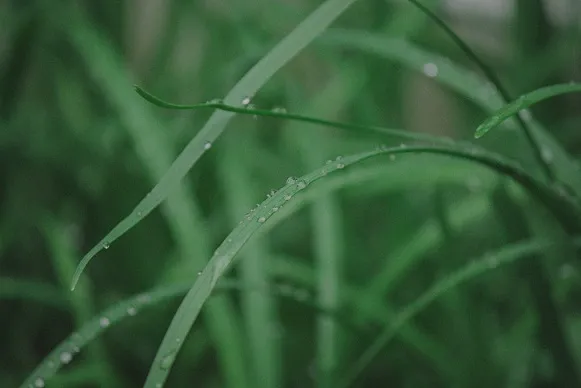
left=284, top=66, right=365, bottom=387
left=321, top=30, right=581, bottom=198
left=403, top=0, right=552, bottom=180
left=142, top=144, right=581, bottom=388
left=63, top=8, right=250, bottom=388
left=219, top=133, right=281, bottom=388
left=475, top=83, right=581, bottom=138
left=71, top=0, right=362, bottom=290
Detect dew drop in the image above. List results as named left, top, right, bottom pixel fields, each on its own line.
left=272, top=207, right=279, bottom=212
left=99, top=317, right=110, bottom=328
left=103, top=242, right=110, bottom=249
left=284, top=194, right=292, bottom=201
left=325, top=159, right=332, bottom=165
left=197, top=271, right=202, bottom=276
left=335, top=156, right=343, bottom=161
left=423, top=62, right=439, bottom=78
left=272, top=106, right=287, bottom=114
left=336, top=163, right=345, bottom=169
left=155, top=383, right=162, bottom=388
left=137, top=211, right=143, bottom=217
left=203, top=141, right=212, bottom=150
left=207, top=98, right=223, bottom=104
left=242, top=96, right=252, bottom=106
left=297, top=180, right=307, bottom=190
left=60, top=351, right=72, bottom=364
left=34, top=377, right=45, bottom=388
left=160, top=352, right=176, bottom=370
left=127, top=307, right=137, bottom=316
left=258, top=216, right=267, bottom=223
left=286, top=176, right=297, bottom=185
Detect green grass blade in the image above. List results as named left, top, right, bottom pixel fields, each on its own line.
left=142, top=143, right=581, bottom=387
left=475, top=83, right=581, bottom=138
left=63, top=8, right=250, bottom=387
left=134, top=85, right=445, bottom=144
left=71, top=0, right=361, bottom=290
left=337, top=237, right=581, bottom=387
left=322, top=30, right=581, bottom=198
left=404, top=0, right=551, bottom=179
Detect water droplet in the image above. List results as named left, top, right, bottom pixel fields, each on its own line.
left=325, top=160, right=332, bottom=165
left=160, top=352, right=176, bottom=370
left=197, top=271, right=202, bottom=276
left=389, top=154, right=396, bottom=161
left=286, top=176, right=297, bottom=185
left=284, top=194, right=292, bottom=201
left=272, top=106, right=287, bottom=114
left=336, top=163, right=345, bottom=169
left=99, top=317, right=110, bottom=328
left=297, top=180, right=307, bottom=190
left=242, top=96, right=252, bottom=106
left=103, top=242, right=110, bottom=249
left=137, top=211, right=143, bottom=217
left=71, top=345, right=80, bottom=353
left=34, top=378, right=45, bottom=388
left=60, top=351, right=72, bottom=364
left=175, top=338, right=181, bottom=343
left=207, top=98, right=223, bottom=104
left=423, top=62, right=439, bottom=78
left=155, top=383, right=162, bottom=388
left=127, top=307, right=137, bottom=316
left=269, top=189, right=276, bottom=196
left=258, top=216, right=267, bottom=223
left=335, top=156, right=343, bottom=161
left=203, top=141, right=212, bottom=150
left=272, top=207, right=279, bottom=212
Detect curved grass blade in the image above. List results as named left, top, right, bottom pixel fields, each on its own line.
left=20, top=279, right=367, bottom=388
left=70, top=0, right=361, bottom=290
left=337, top=237, right=581, bottom=388
left=321, top=30, right=581, bottom=198
left=142, top=144, right=581, bottom=388
left=403, top=0, right=551, bottom=179
left=475, top=83, right=581, bottom=138
left=134, top=85, right=446, bottom=144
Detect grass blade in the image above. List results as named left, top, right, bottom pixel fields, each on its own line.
left=321, top=30, right=581, bottom=198
left=403, top=0, right=551, bottom=179
left=71, top=0, right=361, bottom=290
left=475, top=83, right=581, bottom=138
left=338, top=237, right=581, bottom=387
left=142, top=143, right=581, bottom=387
left=134, top=85, right=445, bottom=144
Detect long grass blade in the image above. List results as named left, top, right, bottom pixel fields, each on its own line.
left=71, top=0, right=361, bottom=290
left=141, top=144, right=581, bottom=387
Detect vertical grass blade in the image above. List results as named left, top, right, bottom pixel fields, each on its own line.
left=70, top=0, right=362, bottom=289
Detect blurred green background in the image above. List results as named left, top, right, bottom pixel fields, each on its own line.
left=2, top=0, right=581, bottom=387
